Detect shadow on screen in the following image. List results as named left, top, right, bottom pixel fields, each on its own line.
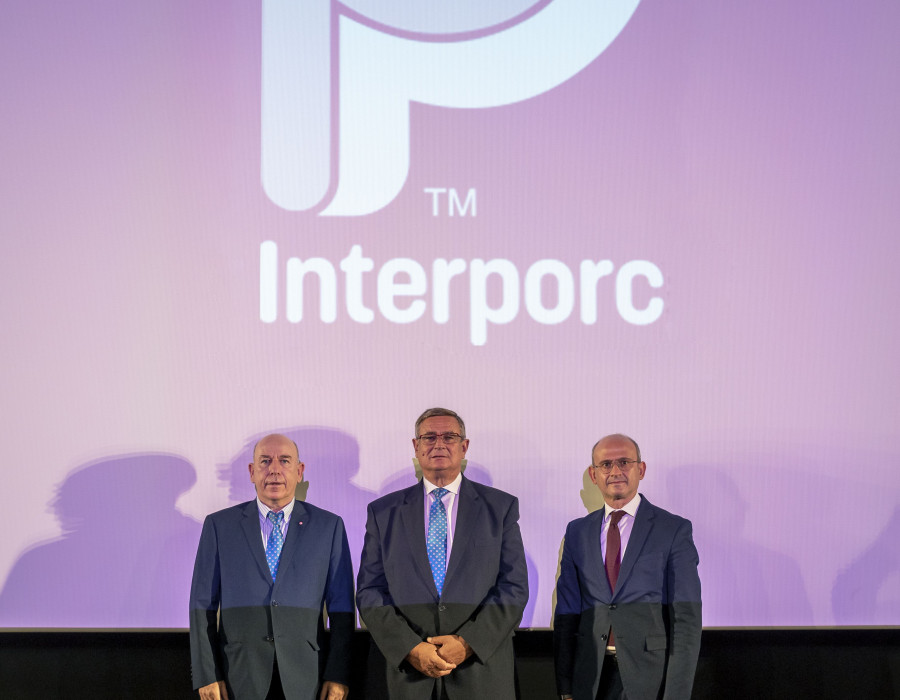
left=831, top=504, right=900, bottom=625
left=564, top=464, right=815, bottom=627
left=665, top=464, right=813, bottom=626
left=579, top=465, right=605, bottom=514
left=0, top=453, right=200, bottom=628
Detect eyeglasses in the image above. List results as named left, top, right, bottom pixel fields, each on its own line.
left=591, top=459, right=641, bottom=474
left=416, top=432, right=465, bottom=445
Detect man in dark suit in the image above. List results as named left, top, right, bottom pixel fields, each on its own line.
left=357, top=408, right=528, bottom=700
left=190, top=434, right=354, bottom=700
left=554, top=434, right=701, bottom=700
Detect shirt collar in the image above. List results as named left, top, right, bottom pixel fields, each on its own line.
left=256, top=497, right=296, bottom=521
left=423, top=471, right=463, bottom=496
left=605, top=493, right=642, bottom=520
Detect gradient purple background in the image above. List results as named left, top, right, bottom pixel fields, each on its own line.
left=1, top=1, right=898, bottom=628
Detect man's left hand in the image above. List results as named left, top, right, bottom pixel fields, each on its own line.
left=319, top=681, right=349, bottom=700
left=427, top=635, right=473, bottom=665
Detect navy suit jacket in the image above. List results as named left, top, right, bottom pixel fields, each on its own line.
left=554, top=496, right=702, bottom=700
left=189, top=499, right=354, bottom=700
left=357, top=477, right=528, bottom=700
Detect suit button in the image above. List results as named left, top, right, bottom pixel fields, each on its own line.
left=608, top=604, right=616, bottom=610
left=265, top=637, right=274, bottom=642
left=272, top=601, right=279, bottom=606
left=601, top=634, right=607, bottom=641
left=439, top=605, right=447, bottom=612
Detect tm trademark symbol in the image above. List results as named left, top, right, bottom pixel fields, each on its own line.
left=424, top=188, right=477, bottom=217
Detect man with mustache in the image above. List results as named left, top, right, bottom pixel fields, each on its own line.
left=190, top=434, right=354, bottom=700
left=554, top=434, right=702, bottom=700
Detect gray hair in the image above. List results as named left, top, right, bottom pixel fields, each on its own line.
left=414, top=407, right=466, bottom=438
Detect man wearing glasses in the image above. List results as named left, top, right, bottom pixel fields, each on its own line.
left=357, top=408, right=528, bottom=700
left=553, top=434, right=702, bottom=700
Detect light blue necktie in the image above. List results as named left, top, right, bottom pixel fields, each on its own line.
left=266, top=510, right=285, bottom=581
left=427, top=488, right=449, bottom=595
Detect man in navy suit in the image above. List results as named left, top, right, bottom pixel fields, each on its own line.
left=554, top=434, right=702, bottom=700
left=357, top=408, right=528, bottom=699
left=190, top=434, right=354, bottom=700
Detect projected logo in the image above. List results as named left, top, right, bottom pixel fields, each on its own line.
left=261, top=0, right=642, bottom=215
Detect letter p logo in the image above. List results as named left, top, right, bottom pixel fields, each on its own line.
left=262, top=0, right=641, bottom=216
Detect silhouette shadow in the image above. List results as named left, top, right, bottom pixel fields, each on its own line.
left=832, top=504, right=900, bottom=624
left=0, top=453, right=200, bottom=628
left=665, top=464, right=813, bottom=626
left=579, top=465, right=605, bottom=514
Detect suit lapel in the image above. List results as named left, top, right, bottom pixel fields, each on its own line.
left=274, top=500, right=309, bottom=589
left=399, top=483, right=436, bottom=597
left=444, top=477, right=481, bottom=593
left=616, top=496, right=655, bottom=596
left=240, top=501, right=273, bottom=583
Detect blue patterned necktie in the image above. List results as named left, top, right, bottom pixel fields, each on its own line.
left=427, top=487, right=449, bottom=595
left=266, top=510, right=285, bottom=581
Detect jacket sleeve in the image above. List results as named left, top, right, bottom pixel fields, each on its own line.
left=552, top=524, right=581, bottom=696
left=661, top=518, right=702, bottom=700
left=322, top=515, right=356, bottom=685
left=356, top=503, right=426, bottom=669
left=454, top=495, right=529, bottom=663
left=188, top=515, right=224, bottom=690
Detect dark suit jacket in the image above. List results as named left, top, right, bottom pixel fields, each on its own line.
left=553, top=495, right=702, bottom=700
left=189, top=499, right=354, bottom=700
left=357, top=477, right=528, bottom=700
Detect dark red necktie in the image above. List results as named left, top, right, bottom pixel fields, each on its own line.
left=605, top=510, right=626, bottom=647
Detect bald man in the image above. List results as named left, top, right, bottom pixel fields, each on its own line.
left=190, top=434, right=354, bottom=700
left=554, top=434, right=702, bottom=700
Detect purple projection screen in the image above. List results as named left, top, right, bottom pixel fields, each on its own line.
left=1, top=1, right=898, bottom=629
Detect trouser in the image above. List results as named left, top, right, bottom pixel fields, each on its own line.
left=265, top=656, right=286, bottom=700
left=596, top=653, right=627, bottom=700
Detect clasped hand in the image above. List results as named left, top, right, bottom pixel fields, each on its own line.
left=406, top=635, right=473, bottom=678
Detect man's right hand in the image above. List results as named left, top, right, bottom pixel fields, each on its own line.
left=405, top=641, right=457, bottom=678
left=198, top=680, right=229, bottom=700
